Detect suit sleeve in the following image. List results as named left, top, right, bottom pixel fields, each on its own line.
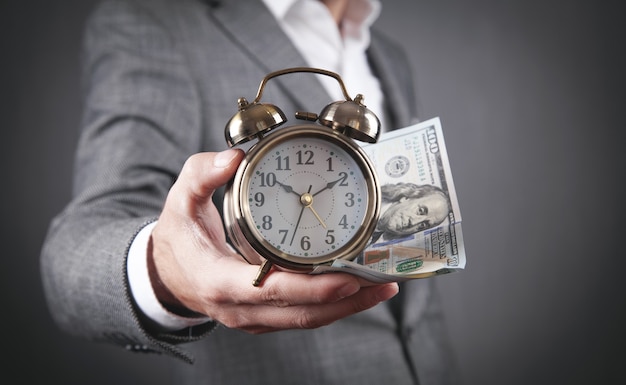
left=40, top=0, right=214, bottom=363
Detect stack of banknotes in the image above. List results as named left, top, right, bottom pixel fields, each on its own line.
left=312, top=117, right=466, bottom=283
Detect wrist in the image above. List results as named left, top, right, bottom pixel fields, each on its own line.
left=127, top=221, right=210, bottom=331
left=146, top=238, right=205, bottom=318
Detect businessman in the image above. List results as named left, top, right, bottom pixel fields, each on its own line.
left=41, top=0, right=459, bottom=383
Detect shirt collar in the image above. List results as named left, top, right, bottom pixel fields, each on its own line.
left=262, top=0, right=381, bottom=35
left=262, top=0, right=298, bottom=20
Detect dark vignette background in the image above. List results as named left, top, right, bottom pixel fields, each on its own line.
left=1, top=0, right=624, bottom=384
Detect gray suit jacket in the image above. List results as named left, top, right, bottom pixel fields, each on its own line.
left=41, top=0, right=458, bottom=383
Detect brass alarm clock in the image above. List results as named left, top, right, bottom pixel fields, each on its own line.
left=223, top=67, right=381, bottom=286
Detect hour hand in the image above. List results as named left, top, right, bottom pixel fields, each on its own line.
left=276, top=180, right=300, bottom=196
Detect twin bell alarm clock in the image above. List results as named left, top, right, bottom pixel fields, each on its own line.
left=223, top=67, right=382, bottom=286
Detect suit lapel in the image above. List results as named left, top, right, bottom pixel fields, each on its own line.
left=368, top=31, right=419, bottom=129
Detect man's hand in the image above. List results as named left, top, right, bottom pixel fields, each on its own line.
left=149, top=149, right=399, bottom=334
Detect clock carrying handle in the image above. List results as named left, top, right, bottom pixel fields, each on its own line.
left=252, top=67, right=353, bottom=103
left=224, top=67, right=381, bottom=147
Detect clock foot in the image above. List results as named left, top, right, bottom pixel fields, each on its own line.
left=252, top=259, right=273, bottom=287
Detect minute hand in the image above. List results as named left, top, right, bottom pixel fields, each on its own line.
left=312, top=177, right=344, bottom=197
left=289, top=185, right=312, bottom=246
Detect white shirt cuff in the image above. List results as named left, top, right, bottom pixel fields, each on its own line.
left=127, top=221, right=211, bottom=331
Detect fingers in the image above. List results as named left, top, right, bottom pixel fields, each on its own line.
left=207, top=258, right=362, bottom=305
left=217, top=282, right=399, bottom=333
left=202, top=258, right=399, bottom=333
left=273, top=283, right=398, bottom=331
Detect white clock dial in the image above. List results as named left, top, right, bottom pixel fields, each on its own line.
left=244, top=136, right=369, bottom=261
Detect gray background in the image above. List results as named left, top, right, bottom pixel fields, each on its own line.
left=2, top=0, right=624, bottom=384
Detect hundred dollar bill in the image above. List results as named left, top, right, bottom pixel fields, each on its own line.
left=312, top=117, right=466, bottom=283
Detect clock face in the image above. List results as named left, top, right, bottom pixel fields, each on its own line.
left=239, top=130, right=375, bottom=266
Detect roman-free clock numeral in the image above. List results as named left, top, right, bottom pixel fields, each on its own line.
left=296, top=150, right=314, bottom=165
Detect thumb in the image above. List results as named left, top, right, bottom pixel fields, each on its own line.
left=176, top=148, right=245, bottom=202
left=211, top=148, right=245, bottom=184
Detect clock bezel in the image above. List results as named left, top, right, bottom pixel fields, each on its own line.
left=224, top=124, right=381, bottom=272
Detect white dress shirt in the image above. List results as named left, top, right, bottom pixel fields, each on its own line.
left=128, top=0, right=385, bottom=330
